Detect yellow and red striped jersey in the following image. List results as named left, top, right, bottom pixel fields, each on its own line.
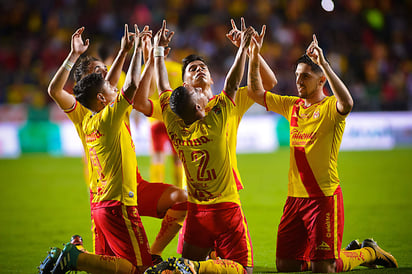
left=160, top=90, right=240, bottom=205
left=149, top=86, right=253, bottom=190
left=82, top=92, right=140, bottom=206
left=265, top=93, right=348, bottom=197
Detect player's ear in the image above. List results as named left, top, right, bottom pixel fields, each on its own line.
left=97, top=93, right=105, bottom=103
left=319, top=75, right=326, bottom=86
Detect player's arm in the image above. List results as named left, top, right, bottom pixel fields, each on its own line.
left=226, top=17, right=277, bottom=90
left=223, top=26, right=254, bottom=100
left=247, top=32, right=266, bottom=107
left=105, top=24, right=135, bottom=86
left=306, top=34, right=353, bottom=115
left=48, top=27, right=89, bottom=110
left=122, top=24, right=142, bottom=101
left=133, top=30, right=155, bottom=115
left=154, top=20, right=174, bottom=94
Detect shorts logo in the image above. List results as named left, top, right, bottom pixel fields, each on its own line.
left=316, top=241, right=331, bottom=251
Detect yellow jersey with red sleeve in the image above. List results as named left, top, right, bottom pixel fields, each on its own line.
left=160, top=90, right=240, bottom=206
left=83, top=91, right=140, bottom=207
left=265, top=92, right=348, bottom=198
left=227, top=86, right=255, bottom=190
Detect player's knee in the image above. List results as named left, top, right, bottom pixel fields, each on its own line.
left=276, top=258, right=300, bottom=272
left=170, top=187, right=188, bottom=204
left=311, top=260, right=336, bottom=273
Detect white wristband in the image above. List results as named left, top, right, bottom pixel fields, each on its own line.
left=154, top=47, right=165, bottom=57
left=63, top=59, right=74, bottom=71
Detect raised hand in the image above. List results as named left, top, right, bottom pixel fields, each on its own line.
left=120, top=24, right=135, bottom=53
left=71, top=27, right=89, bottom=56
left=154, top=20, right=174, bottom=48
left=239, top=26, right=255, bottom=51
left=253, top=25, right=266, bottom=50
left=226, top=17, right=247, bottom=48
left=140, top=25, right=153, bottom=60
left=306, top=34, right=326, bottom=66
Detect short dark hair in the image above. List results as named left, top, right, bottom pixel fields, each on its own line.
left=74, top=56, right=100, bottom=83
left=296, top=54, right=323, bottom=74
left=73, top=73, right=104, bottom=109
left=169, top=86, right=192, bottom=120
left=181, top=54, right=207, bottom=80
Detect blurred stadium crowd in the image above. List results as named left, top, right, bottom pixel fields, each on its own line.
left=1, top=0, right=411, bottom=114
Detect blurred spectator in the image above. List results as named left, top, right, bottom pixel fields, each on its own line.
left=0, top=0, right=411, bottom=112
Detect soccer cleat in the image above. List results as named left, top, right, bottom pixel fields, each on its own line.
left=38, top=247, right=62, bottom=274
left=51, top=242, right=83, bottom=274
left=361, top=238, right=398, bottom=268
left=144, top=257, right=176, bottom=273
left=173, top=258, right=197, bottom=274
left=344, top=239, right=361, bottom=250
left=70, top=234, right=83, bottom=246
left=144, top=257, right=197, bottom=274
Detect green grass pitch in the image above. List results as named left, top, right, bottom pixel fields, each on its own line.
left=1, top=147, right=411, bottom=273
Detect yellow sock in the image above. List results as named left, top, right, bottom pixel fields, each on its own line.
left=77, top=252, right=137, bottom=274
left=197, top=259, right=245, bottom=274
left=150, top=208, right=187, bottom=255
left=150, top=163, right=165, bottom=182
left=173, top=163, right=184, bottom=188
left=339, top=247, right=375, bottom=271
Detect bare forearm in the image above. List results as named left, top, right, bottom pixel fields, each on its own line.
left=134, top=58, right=154, bottom=115
left=123, top=49, right=142, bottom=99
left=320, top=62, right=353, bottom=113
left=224, top=47, right=247, bottom=98
left=248, top=52, right=265, bottom=106
left=106, top=49, right=128, bottom=86
left=155, top=56, right=171, bottom=93
left=48, top=52, right=78, bottom=109
left=259, top=54, right=277, bottom=90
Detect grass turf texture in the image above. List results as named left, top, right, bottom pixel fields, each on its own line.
left=0, top=148, right=411, bottom=273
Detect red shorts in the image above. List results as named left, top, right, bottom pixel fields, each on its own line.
left=150, top=122, right=176, bottom=154
left=276, top=187, right=344, bottom=262
left=137, top=179, right=171, bottom=218
left=184, top=202, right=254, bottom=268
left=92, top=204, right=152, bottom=267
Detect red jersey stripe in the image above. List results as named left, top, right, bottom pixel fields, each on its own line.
left=294, top=147, right=325, bottom=197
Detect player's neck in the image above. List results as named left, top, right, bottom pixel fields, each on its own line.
left=304, top=93, right=326, bottom=107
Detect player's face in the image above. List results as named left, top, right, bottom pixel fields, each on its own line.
left=186, top=85, right=208, bottom=112
left=89, top=61, right=108, bottom=78
left=100, top=80, right=118, bottom=104
left=295, top=63, right=321, bottom=99
left=183, top=60, right=213, bottom=93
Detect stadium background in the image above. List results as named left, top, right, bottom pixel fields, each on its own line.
left=0, top=0, right=412, bottom=273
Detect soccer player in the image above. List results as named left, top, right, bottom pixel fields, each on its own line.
left=247, top=33, right=398, bottom=272
left=171, top=18, right=277, bottom=256
left=50, top=24, right=153, bottom=273
left=144, top=20, right=255, bottom=274
left=47, top=26, right=187, bottom=264
left=147, top=60, right=185, bottom=189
